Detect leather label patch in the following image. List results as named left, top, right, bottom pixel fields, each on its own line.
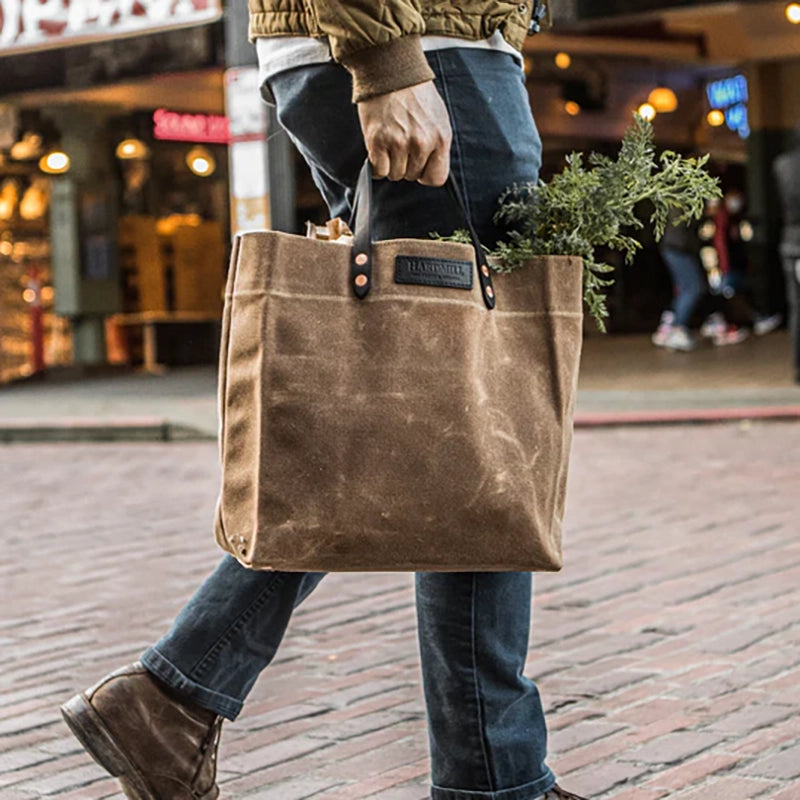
left=394, top=255, right=473, bottom=290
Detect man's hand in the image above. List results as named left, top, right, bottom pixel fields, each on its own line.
left=357, top=82, right=452, bottom=187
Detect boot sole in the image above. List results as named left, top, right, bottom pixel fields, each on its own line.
left=61, top=693, right=157, bottom=800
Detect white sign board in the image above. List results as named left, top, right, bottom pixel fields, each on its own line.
left=225, top=66, right=270, bottom=235
left=0, top=0, right=222, bottom=54
left=225, top=66, right=267, bottom=140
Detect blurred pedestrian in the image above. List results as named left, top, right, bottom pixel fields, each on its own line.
left=774, top=130, right=800, bottom=383
left=652, top=209, right=706, bottom=352
left=58, top=3, right=586, bottom=800
left=703, top=190, right=781, bottom=345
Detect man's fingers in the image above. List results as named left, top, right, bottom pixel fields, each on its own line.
left=417, top=128, right=451, bottom=185
left=371, top=133, right=450, bottom=185
left=384, top=147, right=407, bottom=182
left=358, top=82, right=452, bottom=184
left=369, top=147, right=391, bottom=180
left=418, top=145, right=451, bottom=187
left=368, top=137, right=408, bottom=182
left=403, top=133, right=433, bottom=181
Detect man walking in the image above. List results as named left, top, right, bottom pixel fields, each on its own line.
left=774, top=132, right=800, bottom=383
left=61, top=3, right=588, bottom=799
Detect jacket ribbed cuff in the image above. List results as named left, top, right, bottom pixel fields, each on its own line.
left=341, top=35, right=435, bottom=103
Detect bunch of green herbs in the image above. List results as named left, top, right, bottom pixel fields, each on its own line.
left=468, top=115, right=721, bottom=330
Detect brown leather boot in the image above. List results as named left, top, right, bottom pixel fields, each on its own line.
left=61, top=662, right=222, bottom=800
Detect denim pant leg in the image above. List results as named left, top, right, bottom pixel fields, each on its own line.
left=662, top=247, right=705, bottom=328
left=416, top=573, right=555, bottom=800
left=142, top=559, right=325, bottom=719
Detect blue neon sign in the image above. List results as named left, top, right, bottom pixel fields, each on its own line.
left=707, top=75, right=749, bottom=109
left=706, top=75, right=750, bottom=139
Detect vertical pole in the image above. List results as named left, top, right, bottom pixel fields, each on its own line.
left=223, top=0, right=296, bottom=234
left=47, top=108, right=121, bottom=366
left=745, top=63, right=794, bottom=315
left=225, top=67, right=270, bottom=234
left=266, top=106, right=297, bottom=233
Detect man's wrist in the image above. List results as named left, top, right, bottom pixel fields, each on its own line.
left=342, top=35, right=435, bottom=103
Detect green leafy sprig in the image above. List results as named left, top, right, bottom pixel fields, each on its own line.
left=475, top=115, right=721, bottom=330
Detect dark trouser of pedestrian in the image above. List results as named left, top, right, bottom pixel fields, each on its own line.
left=783, top=252, right=800, bottom=383
left=138, top=51, right=558, bottom=799
left=660, top=246, right=706, bottom=329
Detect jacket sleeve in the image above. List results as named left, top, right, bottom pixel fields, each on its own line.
left=314, top=1, right=435, bottom=102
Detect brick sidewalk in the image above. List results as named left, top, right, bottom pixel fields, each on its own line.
left=1, top=424, right=799, bottom=799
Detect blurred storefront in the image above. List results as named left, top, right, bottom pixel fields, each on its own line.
left=2, top=0, right=798, bottom=381
left=525, top=0, right=800, bottom=332
left=0, top=0, right=232, bottom=382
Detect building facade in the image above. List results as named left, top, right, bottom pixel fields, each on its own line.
left=535, top=0, right=800, bottom=328
left=1, top=0, right=798, bottom=380
left=0, top=0, right=241, bottom=380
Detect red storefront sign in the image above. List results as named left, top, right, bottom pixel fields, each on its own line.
left=0, top=0, right=222, bottom=54
left=152, top=108, right=230, bottom=144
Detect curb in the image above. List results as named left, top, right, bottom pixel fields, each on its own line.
left=0, top=418, right=215, bottom=443
left=2, top=406, right=799, bottom=443
left=574, top=405, right=800, bottom=429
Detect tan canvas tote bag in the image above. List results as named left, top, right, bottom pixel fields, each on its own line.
left=215, top=164, right=583, bottom=572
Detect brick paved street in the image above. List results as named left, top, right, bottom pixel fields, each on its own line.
left=1, top=423, right=799, bottom=799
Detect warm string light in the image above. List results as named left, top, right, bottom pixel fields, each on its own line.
left=637, top=103, right=657, bottom=122
left=192, top=157, right=212, bottom=175
left=707, top=109, right=725, bottom=127
left=39, top=151, right=71, bottom=174
left=554, top=52, right=571, bottom=70
left=786, top=3, right=800, bottom=23
left=186, top=145, right=216, bottom=177
left=648, top=87, right=678, bottom=113
left=116, top=138, right=150, bottom=160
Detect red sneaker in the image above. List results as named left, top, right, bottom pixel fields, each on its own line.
left=712, top=325, right=750, bottom=346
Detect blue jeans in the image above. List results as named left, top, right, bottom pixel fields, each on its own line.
left=142, top=50, right=556, bottom=800
left=661, top=246, right=706, bottom=328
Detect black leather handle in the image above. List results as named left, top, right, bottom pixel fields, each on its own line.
left=350, top=161, right=374, bottom=300
left=444, top=173, right=496, bottom=310
left=348, top=161, right=496, bottom=310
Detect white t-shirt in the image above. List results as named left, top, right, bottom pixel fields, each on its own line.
left=257, top=30, right=522, bottom=92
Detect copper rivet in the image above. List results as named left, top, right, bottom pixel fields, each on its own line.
left=355, top=252, right=368, bottom=266
left=355, top=274, right=368, bottom=288
left=481, top=264, right=490, bottom=277
left=486, top=287, right=494, bottom=299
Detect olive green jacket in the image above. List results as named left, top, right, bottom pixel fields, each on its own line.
left=247, top=0, right=537, bottom=101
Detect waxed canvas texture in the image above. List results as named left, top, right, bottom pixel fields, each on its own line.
left=214, top=231, right=583, bottom=572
